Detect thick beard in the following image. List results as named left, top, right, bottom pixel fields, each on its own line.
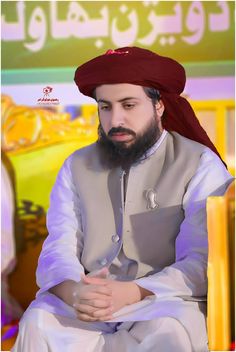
left=97, top=116, right=161, bottom=169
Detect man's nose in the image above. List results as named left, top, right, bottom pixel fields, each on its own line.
left=110, top=106, right=125, bottom=127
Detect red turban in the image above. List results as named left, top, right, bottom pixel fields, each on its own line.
left=74, top=46, right=225, bottom=165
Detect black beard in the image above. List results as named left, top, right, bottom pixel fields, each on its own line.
left=97, top=117, right=161, bottom=169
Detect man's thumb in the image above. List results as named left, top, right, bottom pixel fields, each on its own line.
left=88, top=267, right=109, bottom=279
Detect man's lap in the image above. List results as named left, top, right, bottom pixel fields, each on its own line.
left=12, top=299, right=208, bottom=351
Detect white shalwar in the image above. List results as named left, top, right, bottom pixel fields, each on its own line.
left=12, top=133, right=233, bottom=352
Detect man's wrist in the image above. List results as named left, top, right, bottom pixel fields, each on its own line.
left=124, top=282, right=142, bottom=305
left=125, top=282, right=153, bottom=305
left=49, top=280, right=79, bottom=306
left=136, top=284, right=153, bottom=300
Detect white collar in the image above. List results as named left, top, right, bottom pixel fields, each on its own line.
left=145, top=129, right=168, bottom=158
left=135, top=129, right=168, bottom=165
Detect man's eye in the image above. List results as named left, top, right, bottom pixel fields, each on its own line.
left=124, top=103, right=135, bottom=109
left=100, top=105, right=110, bottom=111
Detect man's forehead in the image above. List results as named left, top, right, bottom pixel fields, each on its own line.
left=95, top=83, right=146, bottom=101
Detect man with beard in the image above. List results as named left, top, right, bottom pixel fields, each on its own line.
left=13, top=47, right=232, bottom=352
left=96, top=86, right=162, bottom=170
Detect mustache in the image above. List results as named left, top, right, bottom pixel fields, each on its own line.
left=108, top=127, right=136, bottom=137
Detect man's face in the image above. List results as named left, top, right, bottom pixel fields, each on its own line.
left=96, top=83, right=164, bottom=148
left=95, top=84, right=164, bottom=168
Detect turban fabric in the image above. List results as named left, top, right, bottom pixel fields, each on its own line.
left=74, top=46, right=224, bottom=165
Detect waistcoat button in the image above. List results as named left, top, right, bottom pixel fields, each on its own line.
left=99, top=258, right=108, bottom=266
left=111, top=234, right=120, bottom=243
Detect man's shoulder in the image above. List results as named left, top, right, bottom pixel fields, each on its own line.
left=67, top=142, right=104, bottom=172
left=70, top=142, right=99, bottom=160
left=163, top=132, right=207, bottom=170
left=169, top=131, right=206, bottom=153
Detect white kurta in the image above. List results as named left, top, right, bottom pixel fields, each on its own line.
left=13, top=132, right=233, bottom=352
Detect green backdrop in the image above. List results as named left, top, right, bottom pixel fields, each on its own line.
left=2, top=1, right=235, bottom=84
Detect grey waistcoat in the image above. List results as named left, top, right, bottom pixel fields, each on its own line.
left=70, top=132, right=205, bottom=278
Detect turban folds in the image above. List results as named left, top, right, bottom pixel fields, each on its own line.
left=74, top=46, right=224, bottom=165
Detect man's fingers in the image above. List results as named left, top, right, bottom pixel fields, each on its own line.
left=76, top=306, right=114, bottom=322
left=76, top=313, right=98, bottom=322
left=83, top=284, right=112, bottom=296
left=75, top=303, right=113, bottom=317
left=88, top=267, right=109, bottom=279
left=94, top=285, right=113, bottom=296
left=78, top=298, right=112, bottom=308
left=92, top=307, right=114, bottom=319
left=77, top=284, right=113, bottom=298
left=97, top=267, right=109, bottom=278
left=83, top=276, right=108, bottom=286
left=73, top=284, right=112, bottom=301
left=74, top=298, right=112, bottom=310
left=77, top=312, right=113, bottom=322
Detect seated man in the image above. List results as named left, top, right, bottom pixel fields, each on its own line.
left=13, top=47, right=233, bottom=352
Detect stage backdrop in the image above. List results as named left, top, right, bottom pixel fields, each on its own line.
left=2, top=1, right=234, bottom=85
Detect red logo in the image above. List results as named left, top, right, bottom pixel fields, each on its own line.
left=37, top=86, right=59, bottom=105
left=43, top=86, right=53, bottom=97
left=105, top=49, right=129, bottom=55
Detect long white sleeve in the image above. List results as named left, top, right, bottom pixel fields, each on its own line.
left=36, top=156, right=84, bottom=294
left=135, top=148, right=233, bottom=299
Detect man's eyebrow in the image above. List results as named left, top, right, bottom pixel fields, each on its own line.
left=97, top=99, right=110, bottom=104
left=118, top=97, right=139, bottom=103
left=97, top=97, right=139, bottom=104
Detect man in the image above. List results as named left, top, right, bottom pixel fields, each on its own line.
left=13, top=47, right=232, bottom=352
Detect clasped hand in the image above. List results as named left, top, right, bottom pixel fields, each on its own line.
left=72, top=268, right=142, bottom=322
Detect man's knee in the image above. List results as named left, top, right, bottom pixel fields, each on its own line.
left=130, top=316, right=187, bottom=335
left=127, top=317, right=192, bottom=352
left=12, top=309, right=48, bottom=352
left=20, top=308, right=45, bottom=331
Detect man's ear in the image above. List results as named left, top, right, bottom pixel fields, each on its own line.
left=155, top=99, right=165, bottom=118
